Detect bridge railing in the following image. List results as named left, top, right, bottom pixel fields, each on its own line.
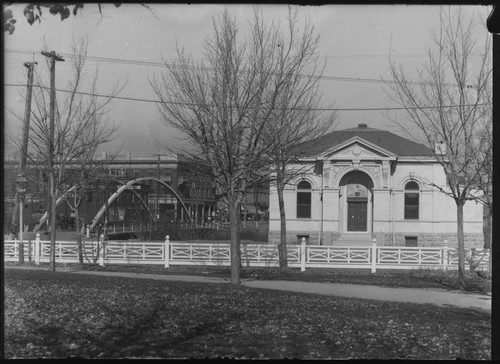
left=102, top=221, right=262, bottom=234
left=4, top=235, right=489, bottom=272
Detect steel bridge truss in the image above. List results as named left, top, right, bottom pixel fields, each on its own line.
left=33, top=177, right=192, bottom=232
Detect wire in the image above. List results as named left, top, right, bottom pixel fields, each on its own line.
left=5, top=49, right=463, bottom=87
left=7, top=48, right=486, bottom=62
left=4, top=83, right=492, bottom=112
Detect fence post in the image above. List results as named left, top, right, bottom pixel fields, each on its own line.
left=300, top=237, right=306, bottom=272
left=86, top=224, right=90, bottom=238
left=19, top=239, right=24, bottom=264
left=28, top=238, right=32, bottom=263
left=13, top=238, right=18, bottom=260
left=99, top=234, right=105, bottom=266
left=35, top=233, right=40, bottom=265
left=164, top=235, right=170, bottom=268
left=371, top=239, right=377, bottom=273
left=442, top=240, right=448, bottom=272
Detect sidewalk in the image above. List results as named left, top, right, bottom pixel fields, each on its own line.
left=242, top=280, right=491, bottom=313
left=5, top=266, right=491, bottom=313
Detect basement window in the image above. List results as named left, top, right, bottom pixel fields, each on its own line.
left=297, top=235, right=309, bottom=245
left=405, top=236, right=418, bottom=247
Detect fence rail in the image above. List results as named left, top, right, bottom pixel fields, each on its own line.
left=104, top=221, right=232, bottom=233
left=4, top=235, right=490, bottom=272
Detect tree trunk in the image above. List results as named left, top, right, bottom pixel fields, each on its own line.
left=277, top=175, right=288, bottom=273
left=486, top=205, right=492, bottom=273
left=48, top=174, right=57, bottom=272
left=228, top=194, right=241, bottom=284
left=75, top=207, right=84, bottom=268
left=483, top=204, right=491, bottom=250
left=10, top=190, right=19, bottom=236
left=456, top=200, right=467, bottom=290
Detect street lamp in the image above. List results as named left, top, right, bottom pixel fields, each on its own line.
left=15, top=172, right=28, bottom=264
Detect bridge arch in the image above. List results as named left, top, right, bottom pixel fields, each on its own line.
left=33, top=177, right=192, bottom=232
left=33, top=186, right=76, bottom=232
left=90, top=177, right=192, bottom=229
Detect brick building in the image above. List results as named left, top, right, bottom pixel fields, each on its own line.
left=4, top=153, right=218, bottom=232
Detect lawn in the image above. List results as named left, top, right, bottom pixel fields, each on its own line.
left=30, top=262, right=491, bottom=293
left=4, top=269, right=491, bottom=359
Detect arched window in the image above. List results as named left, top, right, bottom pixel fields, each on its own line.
left=296, top=181, right=312, bottom=219
left=404, top=181, right=420, bottom=220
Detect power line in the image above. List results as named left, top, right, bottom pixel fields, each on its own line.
left=4, top=83, right=491, bottom=112
left=8, top=48, right=486, bottom=62
left=5, top=49, right=463, bottom=87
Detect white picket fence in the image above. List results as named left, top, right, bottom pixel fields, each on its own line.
left=4, top=234, right=490, bottom=272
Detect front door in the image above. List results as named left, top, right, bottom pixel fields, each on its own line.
left=347, top=201, right=367, bottom=231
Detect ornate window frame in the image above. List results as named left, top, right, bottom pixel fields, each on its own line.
left=296, top=180, right=312, bottom=219
left=404, top=180, right=420, bottom=220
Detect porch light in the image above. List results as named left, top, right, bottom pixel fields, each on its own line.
left=15, top=172, right=28, bottom=199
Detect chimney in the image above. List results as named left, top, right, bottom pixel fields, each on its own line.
left=101, top=152, right=107, bottom=160
left=358, top=123, right=367, bottom=129
left=127, top=152, right=132, bottom=160
left=434, top=141, right=446, bottom=155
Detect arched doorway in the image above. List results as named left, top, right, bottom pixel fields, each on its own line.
left=339, top=171, right=374, bottom=233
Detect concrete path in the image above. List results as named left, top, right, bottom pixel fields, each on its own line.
left=241, top=280, right=491, bottom=313
left=5, top=266, right=491, bottom=313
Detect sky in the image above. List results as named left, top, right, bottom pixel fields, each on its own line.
left=3, top=3, right=492, bottom=159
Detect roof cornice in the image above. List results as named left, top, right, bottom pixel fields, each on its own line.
left=315, top=136, right=398, bottom=160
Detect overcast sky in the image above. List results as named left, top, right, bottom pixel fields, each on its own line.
left=4, top=3, right=492, bottom=158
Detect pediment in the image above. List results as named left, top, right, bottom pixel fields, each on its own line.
left=319, top=137, right=396, bottom=160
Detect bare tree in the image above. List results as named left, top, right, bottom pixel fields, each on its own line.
left=259, top=8, right=336, bottom=272
left=471, top=85, right=492, bottom=252
left=384, top=7, right=492, bottom=290
left=24, top=37, right=122, bottom=271
left=152, top=7, right=328, bottom=283
left=469, top=97, right=492, bottom=273
left=62, top=129, right=119, bottom=268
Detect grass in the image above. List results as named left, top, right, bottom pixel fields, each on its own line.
left=18, top=261, right=491, bottom=294
left=4, top=269, right=491, bottom=359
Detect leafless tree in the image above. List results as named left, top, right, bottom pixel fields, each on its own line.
left=22, top=37, right=122, bottom=271
left=152, top=7, right=330, bottom=283
left=259, top=8, right=336, bottom=272
left=471, top=85, right=492, bottom=251
left=62, top=135, right=119, bottom=268
left=468, top=93, right=492, bottom=273
left=384, top=7, right=492, bottom=290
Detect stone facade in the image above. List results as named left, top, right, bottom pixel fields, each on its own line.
left=378, top=232, right=485, bottom=249
left=268, top=124, right=484, bottom=249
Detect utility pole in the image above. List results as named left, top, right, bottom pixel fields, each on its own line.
left=41, top=50, right=64, bottom=272
left=12, top=61, right=36, bottom=240
left=153, top=153, right=162, bottom=224
left=20, top=61, right=37, bottom=172
left=18, top=61, right=37, bottom=263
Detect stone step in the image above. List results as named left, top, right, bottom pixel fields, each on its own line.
left=337, top=233, right=373, bottom=246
